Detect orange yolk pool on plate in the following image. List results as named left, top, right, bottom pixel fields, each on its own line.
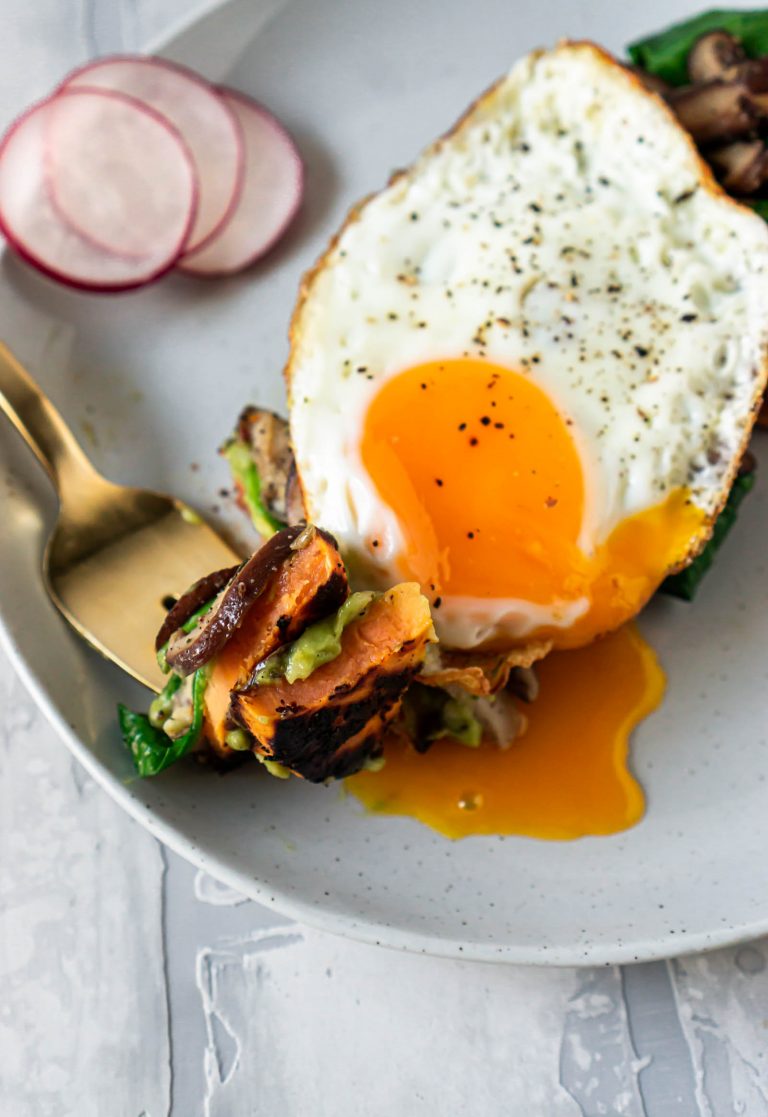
left=346, top=623, right=664, bottom=840
left=361, top=358, right=706, bottom=647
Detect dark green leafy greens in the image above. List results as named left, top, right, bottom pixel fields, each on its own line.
left=223, top=438, right=286, bottom=539
left=661, top=471, right=756, bottom=600
left=628, top=8, right=768, bottom=84
left=118, top=667, right=209, bottom=777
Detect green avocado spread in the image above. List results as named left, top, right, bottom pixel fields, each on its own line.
left=255, top=591, right=377, bottom=685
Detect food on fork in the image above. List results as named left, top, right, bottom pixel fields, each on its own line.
left=121, top=526, right=439, bottom=780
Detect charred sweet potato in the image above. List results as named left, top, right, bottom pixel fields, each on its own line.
left=199, top=526, right=349, bottom=757
left=231, top=583, right=434, bottom=781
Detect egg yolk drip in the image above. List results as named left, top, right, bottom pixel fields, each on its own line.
left=346, top=622, right=663, bottom=840
left=361, top=359, right=706, bottom=647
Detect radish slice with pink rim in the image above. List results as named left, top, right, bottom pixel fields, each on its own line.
left=179, top=89, right=303, bottom=277
left=0, top=89, right=196, bottom=292
left=62, top=56, right=244, bottom=255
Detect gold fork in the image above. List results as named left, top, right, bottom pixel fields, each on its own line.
left=0, top=343, right=242, bottom=692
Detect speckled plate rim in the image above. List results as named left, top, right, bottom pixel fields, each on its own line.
left=4, top=616, right=768, bottom=968
left=3, top=0, right=768, bottom=967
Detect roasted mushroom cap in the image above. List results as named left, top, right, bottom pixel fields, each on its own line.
left=283, top=460, right=306, bottom=525
left=757, top=397, right=768, bottom=430
left=164, top=525, right=346, bottom=676
left=235, top=406, right=304, bottom=524
left=155, top=564, right=239, bottom=652
left=626, top=63, right=670, bottom=95
left=736, top=55, right=768, bottom=94
left=688, top=30, right=746, bottom=83
left=232, top=582, right=434, bottom=781
left=709, top=140, right=768, bottom=194
left=668, top=79, right=759, bottom=144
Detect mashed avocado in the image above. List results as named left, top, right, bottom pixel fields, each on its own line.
left=255, top=592, right=377, bottom=685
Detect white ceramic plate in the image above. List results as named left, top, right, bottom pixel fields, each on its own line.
left=2, top=0, right=768, bottom=966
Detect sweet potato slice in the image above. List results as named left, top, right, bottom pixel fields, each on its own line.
left=231, top=582, right=434, bottom=781
left=202, top=526, right=348, bottom=757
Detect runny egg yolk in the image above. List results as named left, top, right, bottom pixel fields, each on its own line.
left=345, top=622, right=663, bottom=840
left=361, top=358, right=707, bottom=648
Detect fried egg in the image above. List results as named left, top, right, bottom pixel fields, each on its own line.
left=287, top=42, right=768, bottom=651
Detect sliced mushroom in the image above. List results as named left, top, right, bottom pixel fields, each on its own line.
left=721, top=55, right=768, bottom=93
left=284, top=460, right=306, bottom=525
left=507, top=665, right=540, bottom=704
left=668, top=80, right=758, bottom=144
left=155, top=564, right=239, bottom=651
left=625, top=64, right=670, bottom=96
left=756, top=396, right=768, bottom=430
left=709, top=140, right=768, bottom=194
left=738, top=448, right=757, bottom=475
left=236, top=406, right=295, bottom=522
left=471, top=691, right=528, bottom=750
left=687, top=30, right=746, bottom=83
left=164, top=524, right=346, bottom=675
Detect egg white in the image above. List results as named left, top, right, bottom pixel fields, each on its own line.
left=287, top=42, right=768, bottom=648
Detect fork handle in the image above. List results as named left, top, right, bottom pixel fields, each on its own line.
left=0, top=342, right=100, bottom=495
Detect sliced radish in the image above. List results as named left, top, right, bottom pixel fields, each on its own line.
left=179, top=89, right=303, bottom=277
left=62, top=56, right=244, bottom=255
left=0, top=90, right=196, bottom=291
